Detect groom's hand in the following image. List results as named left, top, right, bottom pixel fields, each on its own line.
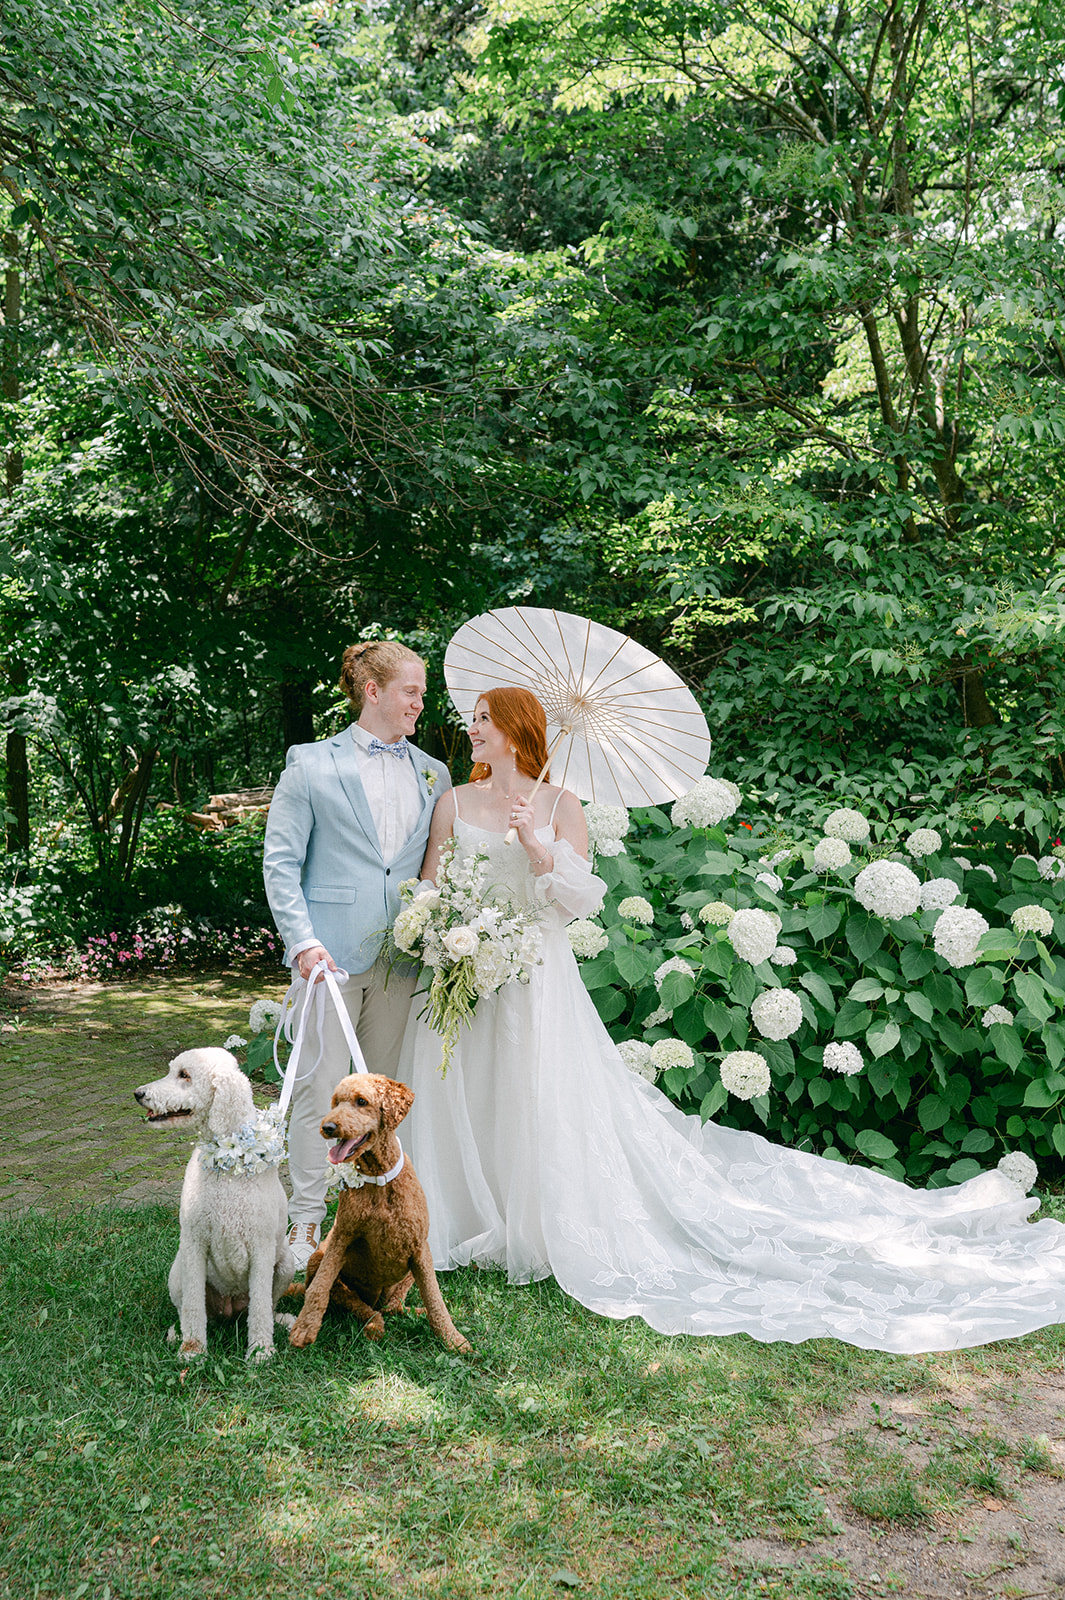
left=297, top=944, right=338, bottom=981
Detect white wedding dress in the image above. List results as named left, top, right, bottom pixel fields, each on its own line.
left=395, top=804, right=1065, bottom=1353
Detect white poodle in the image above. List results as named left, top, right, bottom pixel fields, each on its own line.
left=135, top=1047, right=295, bottom=1363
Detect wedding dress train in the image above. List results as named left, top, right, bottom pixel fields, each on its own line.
left=395, top=810, right=1065, bottom=1353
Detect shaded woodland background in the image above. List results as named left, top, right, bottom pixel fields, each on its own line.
left=2, top=0, right=1064, bottom=955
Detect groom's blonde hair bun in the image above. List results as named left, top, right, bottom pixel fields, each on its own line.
left=340, top=639, right=424, bottom=711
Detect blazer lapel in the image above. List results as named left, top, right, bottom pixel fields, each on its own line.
left=330, top=735, right=383, bottom=859
left=407, top=744, right=437, bottom=826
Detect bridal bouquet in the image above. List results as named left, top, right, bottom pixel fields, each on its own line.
left=390, top=840, right=544, bottom=1073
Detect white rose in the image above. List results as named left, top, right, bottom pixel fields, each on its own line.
left=443, top=925, right=479, bottom=959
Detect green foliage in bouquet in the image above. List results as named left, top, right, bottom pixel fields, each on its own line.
left=576, top=801, right=1065, bottom=1187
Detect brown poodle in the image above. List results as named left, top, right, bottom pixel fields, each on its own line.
left=288, top=1074, right=470, bottom=1352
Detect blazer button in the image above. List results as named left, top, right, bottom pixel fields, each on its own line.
left=385, top=868, right=391, bottom=876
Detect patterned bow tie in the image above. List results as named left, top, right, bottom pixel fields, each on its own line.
left=368, top=736, right=409, bottom=759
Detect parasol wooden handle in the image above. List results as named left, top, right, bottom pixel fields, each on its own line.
left=504, top=727, right=571, bottom=845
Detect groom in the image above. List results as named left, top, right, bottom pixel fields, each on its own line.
left=263, top=641, right=451, bottom=1268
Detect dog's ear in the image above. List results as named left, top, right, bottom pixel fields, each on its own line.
left=380, top=1077, right=414, bottom=1132
left=206, top=1059, right=254, bottom=1135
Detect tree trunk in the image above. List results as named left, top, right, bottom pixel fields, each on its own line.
left=115, top=746, right=158, bottom=880
left=281, top=678, right=316, bottom=753
left=3, top=234, right=28, bottom=851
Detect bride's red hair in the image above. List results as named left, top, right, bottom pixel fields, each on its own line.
left=469, top=688, right=551, bottom=784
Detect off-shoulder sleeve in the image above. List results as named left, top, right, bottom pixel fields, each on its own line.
left=532, top=836, right=607, bottom=923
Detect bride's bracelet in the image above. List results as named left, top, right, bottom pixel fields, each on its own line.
left=530, top=849, right=552, bottom=876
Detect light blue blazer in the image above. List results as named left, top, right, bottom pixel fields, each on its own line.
left=262, top=733, right=451, bottom=974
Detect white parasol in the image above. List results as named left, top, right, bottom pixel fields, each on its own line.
left=444, top=606, right=711, bottom=812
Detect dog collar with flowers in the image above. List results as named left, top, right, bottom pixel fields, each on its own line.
left=197, top=1105, right=286, bottom=1177
left=325, top=1140, right=405, bottom=1190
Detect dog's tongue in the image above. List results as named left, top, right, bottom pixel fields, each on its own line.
left=328, top=1137, right=362, bottom=1165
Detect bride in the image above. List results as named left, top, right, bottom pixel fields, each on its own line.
left=394, top=687, right=1065, bottom=1353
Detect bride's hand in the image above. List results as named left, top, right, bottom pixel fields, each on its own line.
left=509, top=794, right=537, bottom=843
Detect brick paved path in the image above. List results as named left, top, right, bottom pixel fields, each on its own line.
left=0, top=972, right=288, bottom=1214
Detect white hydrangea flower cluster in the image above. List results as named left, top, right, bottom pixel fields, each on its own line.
left=981, top=1004, right=1014, bottom=1028
left=583, top=803, right=630, bottom=858
left=932, top=905, right=989, bottom=968
left=854, top=860, right=921, bottom=919
left=567, top=919, right=609, bottom=959
left=222, top=1034, right=248, bottom=1051
left=650, top=1038, right=695, bottom=1072
left=997, top=1151, right=1038, bottom=1192
left=975, top=864, right=996, bottom=881
left=755, top=871, right=783, bottom=893
left=698, top=901, right=735, bottom=926
left=618, top=895, right=654, bottom=924
left=643, top=1004, right=672, bottom=1028
left=726, top=908, right=779, bottom=966
left=617, top=1039, right=656, bottom=1080
left=654, top=956, right=695, bottom=992
left=671, top=776, right=742, bottom=829
left=761, top=849, right=794, bottom=869
left=823, top=1041, right=863, bottom=1076
left=719, top=1050, right=771, bottom=1099
left=1011, top=904, right=1054, bottom=938
left=198, top=1104, right=286, bottom=1178
left=770, top=946, right=797, bottom=966
left=906, top=827, right=942, bottom=858
left=813, top=836, right=851, bottom=872
left=1038, top=856, right=1065, bottom=881
left=918, top=877, right=960, bottom=912
left=823, top=808, right=870, bottom=842
left=750, top=988, right=803, bottom=1040
left=679, top=911, right=695, bottom=931
left=953, top=856, right=973, bottom=871
left=248, top=998, right=283, bottom=1034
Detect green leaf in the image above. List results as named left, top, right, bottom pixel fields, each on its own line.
left=944, top=1159, right=984, bottom=1183
left=848, top=977, right=884, bottom=1002
left=614, top=944, right=654, bottom=986
left=989, top=1022, right=1024, bottom=1070
left=592, top=988, right=626, bottom=1024
left=805, top=902, right=841, bottom=941
left=961, top=1128, right=994, bottom=1153
left=902, top=990, right=934, bottom=1022
left=866, top=1019, right=900, bottom=1058
left=798, top=970, right=835, bottom=1013
left=673, top=995, right=707, bottom=1047
left=854, top=1129, right=898, bottom=1161
left=918, top=1094, right=950, bottom=1132
left=964, top=968, right=1005, bottom=1009
left=846, top=912, right=886, bottom=962
left=900, top=945, right=936, bottom=982
left=924, top=973, right=963, bottom=1014
left=729, top=963, right=759, bottom=1009
left=1013, top=971, right=1053, bottom=1024
left=1052, top=1123, right=1065, bottom=1158
left=1022, top=1078, right=1061, bottom=1108
left=265, top=73, right=285, bottom=104
left=700, top=1082, right=728, bottom=1120
left=659, top=970, right=695, bottom=1010
left=1045, top=1024, right=1065, bottom=1071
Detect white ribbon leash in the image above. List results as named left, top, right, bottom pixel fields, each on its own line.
left=274, top=959, right=370, bottom=1121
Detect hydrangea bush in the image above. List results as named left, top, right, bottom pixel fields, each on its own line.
left=579, top=794, right=1065, bottom=1187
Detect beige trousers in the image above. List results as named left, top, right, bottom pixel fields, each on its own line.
left=286, top=957, right=418, bottom=1225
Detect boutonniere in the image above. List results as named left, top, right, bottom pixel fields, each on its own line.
left=421, top=768, right=439, bottom=793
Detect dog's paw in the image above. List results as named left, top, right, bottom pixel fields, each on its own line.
left=179, top=1338, right=206, bottom=1358
left=246, top=1343, right=274, bottom=1365
left=288, top=1320, right=318, bottom=1349
left=273, top=1312, right=297, bottom=1331
left=448, top=1334, right=473, bottom=1354
left=166, top=1324, right=178, bottom=1345
left=361, top=1312, right=386, bottom=1342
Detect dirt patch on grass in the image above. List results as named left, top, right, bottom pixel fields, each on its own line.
left=732, top=1367, right=1065, bottom=1597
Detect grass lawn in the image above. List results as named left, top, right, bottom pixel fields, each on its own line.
left=2, top=976, right=1064, bottom=1597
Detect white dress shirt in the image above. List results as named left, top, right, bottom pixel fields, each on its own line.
left=349, top=722, right=423, bottom=866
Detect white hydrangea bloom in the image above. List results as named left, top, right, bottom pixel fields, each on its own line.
left=671, top=776, right=742, bottom=829
left=618, top=896, right=654, bottom=924
left=1038, top=856, right=1065, bottom=881
left=583, top=803, right=630, bottom=846
left=854, top=859, right=922, bottom=919
left=679, top=911, right=696, bottom=931
left=932, top=905, right=989, bottom=968
left=617, top=1039, right=656, bottom=1080
left=720, top=1050, right=772, bottom=1099
left=906, top=827, right=942, bottom=858
left=698, top=901, right=735, bottom=926
left=473, top=941, right=512, bottom=995
left=981, top=1004, right=1014, bottom=1028
left=726, top=908, right=779, bottom=966
left=975, top=864, right=996, bottom=881
left=813, top=836, right=851, bottom=872
left=567, top=919, right=609, bottom=959
left=997, top=1151, right=1038, bottom=1192
left=1011, top=904, right=1054, bottom=938
left=770, top=945, right=797, bottom=966
left=594, top=836, right=626, bottom=857
left=654, top=956, right=695, bottom=992
left=642, top=1005, right=673, bottom=1028
left=761, top=849, right=793, bottom=870
left=755, top=871, right=783, bottom=893
left=222, top=1034, right=247, bottom=1051
left=919, top=877, right=960, bottom=912
left=953, top=856, right=973, bottom=871
left=824, top=807, right=870, bottom=842
left=750, top=988, right=803, bottom=1040
left=823, top=1041, right=863, bottom=1076
left=248, top=998, right=283, bottom=1034
left=650, top=1038, right=695, bottom=1072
